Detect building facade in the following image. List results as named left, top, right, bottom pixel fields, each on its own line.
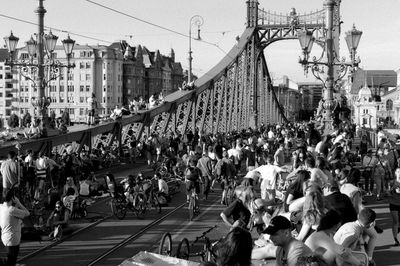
left=13, top=44, right=123, bottom=123
left=114, top=41, right=184, bottom=105
left=0, top=49, right=13, bottom=126
left=11, top=40, right=184, bottom=124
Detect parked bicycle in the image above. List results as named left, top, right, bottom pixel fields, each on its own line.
left=109, top=187, right=147, bottom=220
left=158, top=225, right=220, bottom=263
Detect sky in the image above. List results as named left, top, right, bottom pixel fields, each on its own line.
left=0, top=0, right=399, bottom=83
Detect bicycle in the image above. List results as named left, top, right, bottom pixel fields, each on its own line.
left=175, top=225, right=220, bottom=262
left=188, top=186, right=199, bottom=221
left=222, top=177, right=238, bottom=206
left=109, top=187, right=147, bottom=220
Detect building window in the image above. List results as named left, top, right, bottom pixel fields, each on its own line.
left=103, top=86, right=106, bottom=92
left=80, top=62, right=85, bottom=68
left=60, top=97, right=64, bottom=103
left=68, top=85, right=74, bottom=92
left=80, top=97, right=84, bottom=103
left=86, top=74, right=91, bottom=80
left=80, top=85, right=84, bottom=92
left=86, top=62, right=91, bottom=68
left=86, top=85, right=90, bottom=92
left=80, top=108, right=84, bottom=115
left=103, top=74, right=106, bottom=80
left=68, top=73, right=74, bottom=80
left=60, top=85, right=64, bottom=92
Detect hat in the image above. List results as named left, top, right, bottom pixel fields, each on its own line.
left=244, top=170, right=260, bottom=180
left=262, top=216, right=291, bottom=235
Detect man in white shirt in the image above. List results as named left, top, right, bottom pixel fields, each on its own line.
left=1, top=151, right=19, bottom=199
left=228, top=142, right=242, bottom=173
left=255, top=155, right=288, bottom=200
left=334, top=208, right=378, bottom=266
left=0, top=189, right=30, bottom=265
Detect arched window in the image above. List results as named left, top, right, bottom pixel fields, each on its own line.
left=386, top=99, right=393, bottom=111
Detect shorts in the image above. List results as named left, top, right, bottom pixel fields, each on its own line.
left=186, top=180, right=200, bottom=194
left=389, top=204, right=400, bottom=212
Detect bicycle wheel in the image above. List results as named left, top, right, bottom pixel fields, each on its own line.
left=110, top=198, right=127, bottom=220
left=188, top=195, right=195, bottom=221
left=158, top=232, right=172, bottom=256
left=133, top=193, right=147, bottom=218
left=176, top=238, right=190, bottom=260
left=152, top=194, right=162, bottom=214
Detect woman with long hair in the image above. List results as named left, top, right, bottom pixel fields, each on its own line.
left=217, top=227, right=253, bottom=266
left=297, top=184, right=327, bottom=241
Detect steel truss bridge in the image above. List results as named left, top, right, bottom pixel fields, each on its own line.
left=0, top=0, right=340, bottom=157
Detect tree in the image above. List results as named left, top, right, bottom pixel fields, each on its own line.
left=22, top=112, right=32, bottom=127
left=8, top=114, right=19, bottom=128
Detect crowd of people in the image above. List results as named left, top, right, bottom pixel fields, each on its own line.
left=1, top=118, right=400, bottom=265
left=177, top=122, right=399, bottom=266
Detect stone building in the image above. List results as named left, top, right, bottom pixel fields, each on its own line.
left=0, top=49, right=13, bottom=126
left=13, top=44, right=123, bottom=123
left=112, top=41, right=184, bottom=105
left=12, top=41, right=184, bottom=123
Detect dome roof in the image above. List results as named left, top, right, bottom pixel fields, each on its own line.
left=358, top=86, right=372, bottom=97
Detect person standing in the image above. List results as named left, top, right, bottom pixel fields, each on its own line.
left=1, top=151, right=19, bottom=200
left=0, top=189, right=30, bottom=266
left=87, top=93, right=97, bottom=126
left=197, top=152, right=213, bottom=200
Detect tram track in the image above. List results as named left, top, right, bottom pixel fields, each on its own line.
left=86, top=202, right=186, bottom=266
left=17, top=198, right=187, bottom=265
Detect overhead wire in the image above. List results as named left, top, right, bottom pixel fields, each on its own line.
left=0, top=13, right=113, bottom=44
left=85, top=0, right=234, bottom=59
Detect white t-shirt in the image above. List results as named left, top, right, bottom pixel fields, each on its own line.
left=334, top=221, right=363, bottom=250
left=256, top=164, right=282, bottom=190
left=158, top=179, right=169, bottom=194
left=0, top=203, right=29, bottom=246
left=79, top=181, right=91, bottom=196
left=228, top=148, right=241, bottom=165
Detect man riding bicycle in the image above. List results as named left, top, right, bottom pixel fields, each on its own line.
left=184, top=159, right=202, bottom=206
left=214, top=149, right=236, bottom=205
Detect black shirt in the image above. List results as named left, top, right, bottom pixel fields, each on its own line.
left=222, top=199, right=251, bottom=227
left=325, top=192, right=357, bottom=224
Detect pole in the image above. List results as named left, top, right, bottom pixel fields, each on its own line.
left=35, top=0, right=47, bottom=125
left=188, top=20, right=192, bottom=84
left=323, top=0, right=335, bottom=131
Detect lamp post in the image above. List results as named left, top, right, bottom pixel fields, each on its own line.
left=4, top=0, right=75, bottom=136
left=188, top=15, right=204, bottom=84
left=298, top=0, right=362, bottom=132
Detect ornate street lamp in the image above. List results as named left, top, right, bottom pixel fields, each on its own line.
left=188, top=15, right=204, bottom=84
left=297, top=0, right=362, bottom=132
left=4, top=0, right=75, bottom=136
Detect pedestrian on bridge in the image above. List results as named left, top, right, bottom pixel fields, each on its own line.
left=87, top=93, right=97, bottom=126
left=0, top=188, right=30, bottom=266
left=1, top=151, right=19, bottom=200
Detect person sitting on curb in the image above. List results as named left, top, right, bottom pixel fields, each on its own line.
left=46, top=201, right=71, bottom=241
left=252, top=216, right=313, bottom=265
left=334, top=207, right=378, bottom=266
